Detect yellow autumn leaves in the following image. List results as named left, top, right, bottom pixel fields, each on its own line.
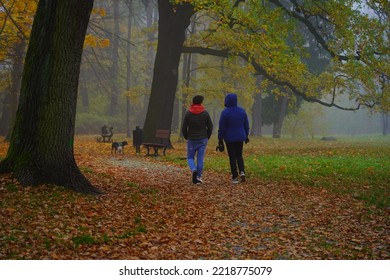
left=84, top=34, right=110, bottom=48
left=0, top=1, right=110, bottom=54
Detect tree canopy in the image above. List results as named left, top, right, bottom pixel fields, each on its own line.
left=179, top=0, right=389, bottom=112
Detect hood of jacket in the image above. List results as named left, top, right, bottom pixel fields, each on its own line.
left=189, top=104, right=205, bottom=114
left=224, top=93, right=238, bottom=107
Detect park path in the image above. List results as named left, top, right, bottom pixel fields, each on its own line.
left=90, top=155, right=389, bottom=259
left=1, top=142, right=388, bottom=260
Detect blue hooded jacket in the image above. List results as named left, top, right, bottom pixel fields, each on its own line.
left=218, top=93, right=249, bottom=142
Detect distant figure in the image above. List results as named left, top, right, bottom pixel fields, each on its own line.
left=101, top=125, right=108, bottom=135
left=182, top=95, right=213, bottom=184
left=218, top=93, right=250, bottom=184
left=101, top=126, right=114, bottom=142
left=321, top=136, right=337, bottom=141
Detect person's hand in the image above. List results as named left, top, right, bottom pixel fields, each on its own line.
left=245, top=137, right=249, bottom=144
left=216, top=139, right=224, bottom=152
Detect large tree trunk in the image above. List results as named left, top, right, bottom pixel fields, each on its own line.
left=142, top=0, right=194, bottom=142
left=0, top=0, right=100, bottom=194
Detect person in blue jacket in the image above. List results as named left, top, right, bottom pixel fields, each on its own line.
left=217, top=93, right=249, bottom=183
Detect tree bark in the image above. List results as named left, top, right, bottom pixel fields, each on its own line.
left=251, top=76, right=263, bottom=136
left=272, top=95, right=288, bottom=138
left=178, top=19, right=197, bottom=141
left=178, top=52, right=192, bottom=140
left=251, top=93, right=263, bottom=136
left=126, top=0, right=133, bottom=137
left=108, top=0, right=120, bottom=116
left=0, top=0, right=100, bottom=194
left=382, top=113, right=389, bottom=136
left=142, top=0, right=194, bottom=142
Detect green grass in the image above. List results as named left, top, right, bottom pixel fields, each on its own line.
left=72, top=235, right=96, bottom=246
left=247, top=154, right=388, bottom=184
left=5, top=183, right=19, bottom=192
left=245, top=154, right=389, bottom=208
left=167, top=136, right=390, bottom=208
left=79, top=166, right=94, bottom=174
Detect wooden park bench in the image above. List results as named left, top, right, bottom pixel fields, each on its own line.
left=142, top=129, right=172, bottom=156
left=321, top=136, right=337, bottom=141
left=99, top=125, right=114, bottom=143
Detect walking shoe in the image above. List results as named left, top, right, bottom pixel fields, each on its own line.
left=239, top=171, right=246, bottom=182
left=192, top=171, right=202, bottom=184
left=231, top=177, right=240, bottom=184
left=196, top=177, right=204, bottom=183
left=192, top=171, right=198, bottom=184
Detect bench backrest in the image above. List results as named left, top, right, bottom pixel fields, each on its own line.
left=155, top=129, right=170, bottom=139
left=155, top=130, right=171, bottom=147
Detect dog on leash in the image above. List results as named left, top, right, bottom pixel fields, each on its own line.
left=111, top=141, right=128, bottom=154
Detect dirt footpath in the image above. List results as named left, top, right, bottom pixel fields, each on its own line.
left=99, top=156, right=389, bottom=259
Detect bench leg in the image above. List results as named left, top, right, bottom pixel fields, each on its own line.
left=144, top=146, right=158, bottom=156
left=144, top=145, right=166, bottom=156
left=145, top=146, right=151, bottom=156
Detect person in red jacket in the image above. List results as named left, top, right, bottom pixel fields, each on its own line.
left=182, top=95, right=213, bottom=184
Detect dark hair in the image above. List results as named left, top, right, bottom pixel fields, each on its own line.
left=192, top=95, right=204, bottom=105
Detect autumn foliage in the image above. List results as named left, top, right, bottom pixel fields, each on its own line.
left=0, top=136, right=389, bottom=259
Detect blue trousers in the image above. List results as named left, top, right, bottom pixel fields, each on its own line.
left=187, top=138, right=208, bottom=178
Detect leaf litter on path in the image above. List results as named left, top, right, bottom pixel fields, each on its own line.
left=0, top=142, right=389, bottom=259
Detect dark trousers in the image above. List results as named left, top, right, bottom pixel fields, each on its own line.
left=226, top=141, right=245, bottom=179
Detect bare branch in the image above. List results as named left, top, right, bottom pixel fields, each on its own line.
left=182, top=46, right=362, bottom=111
left=0, top=0, right=28, bottom=39
left=269, top=0, right=359, bottom=61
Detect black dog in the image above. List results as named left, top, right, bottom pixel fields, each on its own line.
left=111, top=141, right=128, bottom=154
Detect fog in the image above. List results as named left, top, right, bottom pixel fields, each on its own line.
left=321, top=107, right=384, bottom=136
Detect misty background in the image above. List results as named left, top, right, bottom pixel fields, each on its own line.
left=1, top=0, right=388, bottom=140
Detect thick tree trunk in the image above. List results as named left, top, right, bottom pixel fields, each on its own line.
left=0, top=0, right=100, bottom=194
left=142, top=0, right=194, bottom=142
